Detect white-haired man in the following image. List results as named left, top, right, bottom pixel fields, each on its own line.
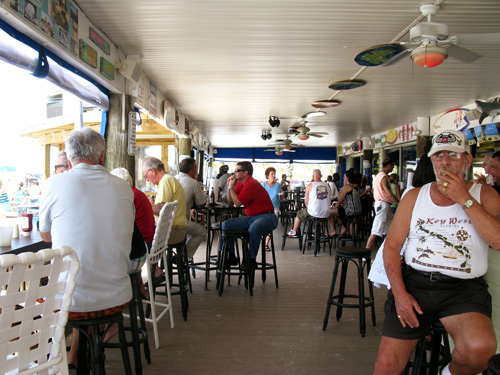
left=373, top=130, right=500, bottom=375
left=40, top=127, right=135, bottom=368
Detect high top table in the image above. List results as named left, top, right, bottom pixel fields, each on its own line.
left=0, top=227, right=51, bottom=255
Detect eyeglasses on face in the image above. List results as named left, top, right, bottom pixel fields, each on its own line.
left=54, top=164, right=66, bottom=170
left=143, top=168, right=152, bottom=179
left=430, top=151, right=464, bottom=161
left=234, top=169, right=246, bottom=173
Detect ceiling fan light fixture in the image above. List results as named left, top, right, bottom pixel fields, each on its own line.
left=298, top=135, right=309, bottom=141
left=302, top=111, right=326, bottom=119
left=411, top=44, right=448, bottom=68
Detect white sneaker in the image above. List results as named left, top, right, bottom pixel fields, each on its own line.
left=287, top=230, right=298, bottom=238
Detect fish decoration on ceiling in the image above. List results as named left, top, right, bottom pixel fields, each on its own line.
left=475, top=97, right=500, bottom=124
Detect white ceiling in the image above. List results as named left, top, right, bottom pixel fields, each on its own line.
left=75, top=0, right=500, bottom=148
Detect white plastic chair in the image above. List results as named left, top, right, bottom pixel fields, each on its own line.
left=0, top=246, right=80, bottom=375
left=143, top=200, right=177, bottom=349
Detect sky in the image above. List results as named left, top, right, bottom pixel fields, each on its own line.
left=0, top=61, right=57, bottom=190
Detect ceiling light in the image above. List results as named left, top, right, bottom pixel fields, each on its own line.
left=266, top=132, right=272, bottom=140
left=261, top=132, right=267, bottom=141
left=298, top=135, right=309, bottom=141
left=411, top=44, right=448, bottom=68
left=269, top=116, right=280, bottom=127
left=302, top=111, right=326, bottom=119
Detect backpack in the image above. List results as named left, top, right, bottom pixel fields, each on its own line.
left=344, top=185, right=362, bottom=217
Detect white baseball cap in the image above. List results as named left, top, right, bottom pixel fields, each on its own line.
left=428, top=130, right=469, bottom=157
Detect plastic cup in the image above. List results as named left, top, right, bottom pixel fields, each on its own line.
left=0, top=225, right=13, bottom=247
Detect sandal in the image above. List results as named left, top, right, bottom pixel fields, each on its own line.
left=265, top=245, right=272, bottom=252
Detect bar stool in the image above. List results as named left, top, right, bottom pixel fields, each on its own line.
left=302, top=216, right=332, bottom=256
left=258, top=231, right=279, bottom=288
left=217, top=229, right=253, bottom=296
left=152, top=239, right=190, bottom=321
left=404, top=320, right=451, bottom=375
left=339, top=215, right=360, bottom=247
left=189, top=207, right=222, bottom=290
left=281, top=210, right=302, bottom=251
left=68, top=312, right=132, bottom=375
left=323, top=247, right=376, bottom=337
left=105, top=272, right=150, bottom=375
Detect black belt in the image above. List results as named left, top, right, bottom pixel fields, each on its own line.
left=408, top=267, right=461, bottom=283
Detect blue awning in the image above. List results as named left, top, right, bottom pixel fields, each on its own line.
left=214, top=147, right=336, bottom=164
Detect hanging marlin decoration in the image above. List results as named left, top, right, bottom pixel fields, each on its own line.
left=475, top=97, right=500, bottom=124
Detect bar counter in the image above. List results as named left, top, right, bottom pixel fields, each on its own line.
left=0, top=227, right=51, bottom=255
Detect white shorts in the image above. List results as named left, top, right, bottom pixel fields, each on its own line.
left=370, top=201, right=393, bottom=237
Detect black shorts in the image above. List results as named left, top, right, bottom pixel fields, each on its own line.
left=382, top=266, right=492, bottom=340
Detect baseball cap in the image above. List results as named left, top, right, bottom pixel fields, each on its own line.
left=428, top=130, right=469, bottom=157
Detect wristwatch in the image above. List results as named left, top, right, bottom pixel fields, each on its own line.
left=462, top=197, right=475, bottom=210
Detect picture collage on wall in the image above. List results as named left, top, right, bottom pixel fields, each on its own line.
left=5, top=0, right=114, bottom=80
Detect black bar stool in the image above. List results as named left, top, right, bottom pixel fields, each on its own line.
left=217, top=229, right=253, bottom=296
left=104, top=272, right=150, bottom=375
left=259, top=231, right=279, bottom=288
left=302, top=216, right=332, bottom=256
left=281, top=210, right=302, bottom=251
left=68, top=312, right=132, bottom=375
left=323, top=247, right=376, bottom=337
left=404, top=320, right=451, bottom=375
left=339, top=215, right=360, bottom=247
left=189, top=207, right=222, bottom=290
left=152, top=239, right=190, bottom=321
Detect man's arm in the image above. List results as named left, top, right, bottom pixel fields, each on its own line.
left=226, top=176, right=242, bottom=207
left=304, top=183, right=312, bottom=208
left=439, top=171, right=500, bottom=250
left=382, top=176, right=399, bottom=204
left=152, top=202, right=165, bottom=215
left=40, top=231, right=51, bottom=243
left=383, top=188, right=423, bottom=328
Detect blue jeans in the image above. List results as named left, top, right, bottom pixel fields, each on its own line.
left=220, top=213, right=278, bottom=259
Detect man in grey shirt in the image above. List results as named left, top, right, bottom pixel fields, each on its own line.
left=176, top=158, right=207, bottom=258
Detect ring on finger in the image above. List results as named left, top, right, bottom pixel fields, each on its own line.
left=443, top=182, right=449, bottom=188
left=397, top=315, right=402, bottom=319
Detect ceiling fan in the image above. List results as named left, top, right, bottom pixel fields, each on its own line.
left=354, top=4, right=500, bottom=68
left=269, top=135, right=303, bottom=150
left=264, top=146, right=296, bottom=156
left=289, top=121, right=328, bottom=141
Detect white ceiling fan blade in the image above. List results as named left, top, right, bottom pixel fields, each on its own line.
left=447, top=44, right=480, bottom=63
left=308, top=134, right=324, bottom=138
left=455, top=32, right=500, bottom=45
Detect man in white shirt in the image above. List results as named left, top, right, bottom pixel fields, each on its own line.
left=176, top=157, right=207, bottom=258
left=39, top=127, right=135, bottom=367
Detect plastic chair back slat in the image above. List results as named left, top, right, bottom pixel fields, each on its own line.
left=0, top=246, right=79, bottom=375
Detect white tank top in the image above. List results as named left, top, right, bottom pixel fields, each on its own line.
left=307, top=182, right=331, bottom=218
left=404, top=182, right=487, bottom=278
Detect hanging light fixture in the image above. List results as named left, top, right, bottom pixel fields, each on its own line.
left=269, top=116, right=280, bottom=127
left=411, top=43, right=448, bottom=68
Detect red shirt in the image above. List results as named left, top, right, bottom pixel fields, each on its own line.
left=234, top=176, right=274, bottom=216
left=132, top=186, right=156, bottom=244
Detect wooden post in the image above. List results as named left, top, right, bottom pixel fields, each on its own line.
left=104, top=94, right=135, bottom=181
left=44, top=144, right=51, bottom=181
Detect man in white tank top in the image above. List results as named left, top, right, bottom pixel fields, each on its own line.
left=287, top=169, right=331, bottom=237
left=374, top=130, right=500, bottom=375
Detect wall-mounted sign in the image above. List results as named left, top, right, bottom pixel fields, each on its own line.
left=385, top=129, right=398, bottom=145
left=79, top=39, right=97, bottom=68
left=432, top=108, right=470, bottom=133
left=149, top=83, right=158, bottom=117
left=484, top=123, right=500, bottom=142
left=89, top=26, right=110, bottom=55
left=473, top=125, right=485, bottom=144
left=100, top=57, right=114, bottom=80
left=128, top=111, right=137, bottom=156
left=398, top=124, right=414, bottom=142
